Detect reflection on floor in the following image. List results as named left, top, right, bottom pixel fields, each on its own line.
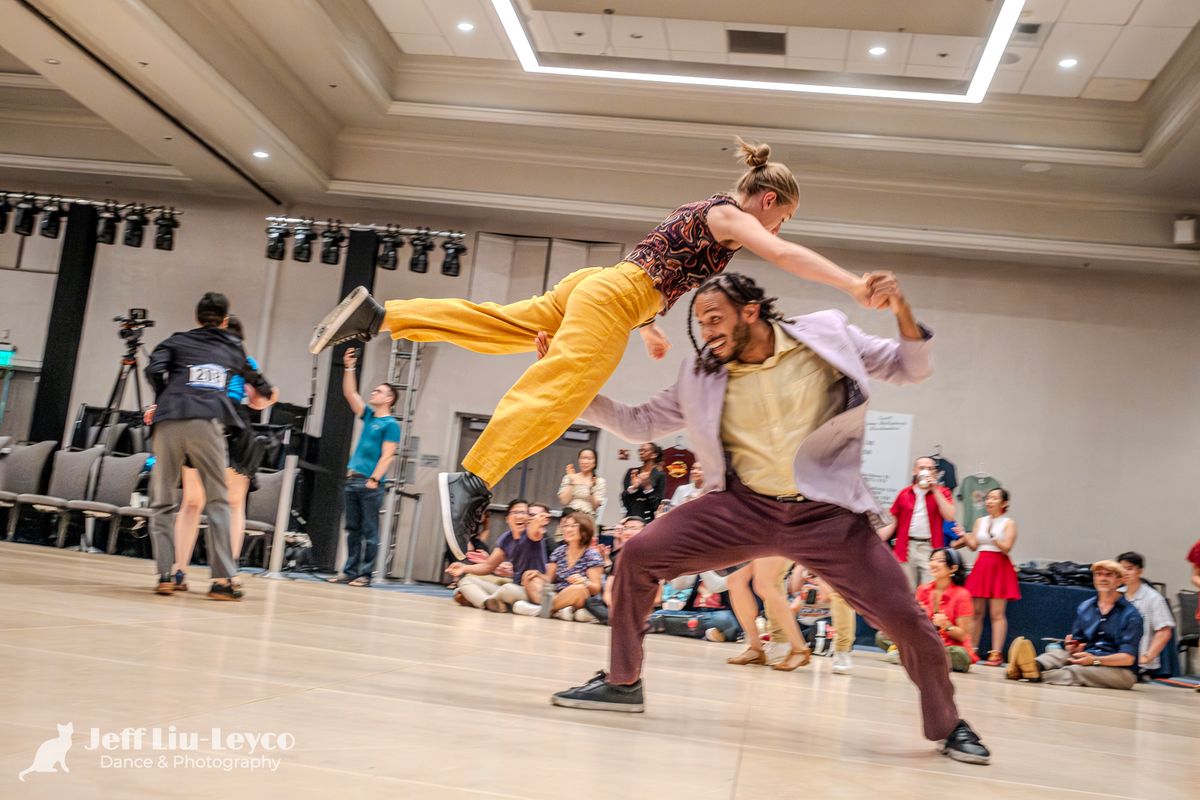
left=1, top=542, right=1197, bottom=799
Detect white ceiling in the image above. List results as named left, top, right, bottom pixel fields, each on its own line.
left=368, top=0, right=1200, bottom=101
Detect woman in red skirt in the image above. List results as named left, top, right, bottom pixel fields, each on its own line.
left=955, top=488, right=1020, bottom=666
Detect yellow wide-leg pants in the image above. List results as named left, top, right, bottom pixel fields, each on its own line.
left=382, top=261, right=661, bottom=487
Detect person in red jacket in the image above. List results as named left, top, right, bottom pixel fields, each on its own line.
left=877, top=456, right=956, bottom=589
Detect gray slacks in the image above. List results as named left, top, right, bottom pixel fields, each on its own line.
left=149, top=418, right=237, bottom=580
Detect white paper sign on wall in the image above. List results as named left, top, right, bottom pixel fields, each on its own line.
left=861, top=411, right=914, bottom=512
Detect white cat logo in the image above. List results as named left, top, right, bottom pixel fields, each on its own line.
left=18, top=722, right=73, bottom=781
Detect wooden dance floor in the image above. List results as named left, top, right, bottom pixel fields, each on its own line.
left=1, top=542, right=1196, bottom=798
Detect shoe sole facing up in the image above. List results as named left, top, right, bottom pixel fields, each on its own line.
left=941, top=746, right=990, bottom=766
left=309, top=286, right=368, bottom=355
left=550, top=696, right=644, bottom=713
left=438, top=472, right=467, bottom=560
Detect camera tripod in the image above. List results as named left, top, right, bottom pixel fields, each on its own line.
left=98, top=337, right=146, bottom=453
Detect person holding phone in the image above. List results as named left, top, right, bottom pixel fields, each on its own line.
left=876, top=456, right=956, bottom=589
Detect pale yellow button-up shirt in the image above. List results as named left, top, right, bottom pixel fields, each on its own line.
left=720, top=322, right=845, bottom=496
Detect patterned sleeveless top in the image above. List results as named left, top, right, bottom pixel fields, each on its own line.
left=623, top=194, right=742, bottom=313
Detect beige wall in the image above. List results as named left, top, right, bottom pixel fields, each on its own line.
left=2, top=188, right=1198, bottom=593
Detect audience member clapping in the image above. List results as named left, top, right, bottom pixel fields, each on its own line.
left=558, top=447, right=606, bottom=521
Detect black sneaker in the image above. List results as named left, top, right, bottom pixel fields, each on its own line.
left=438, top=471, right=491, bottom=560
left=207, top=581, right=244, bottom=602
left=309, top=286, right=385, bottom=355
left=551, top=671, right=644, bottom=713
left=940, top=720, right=990, bottom=765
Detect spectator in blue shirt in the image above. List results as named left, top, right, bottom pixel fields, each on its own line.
left=1006, top=560, right=1143, bottom=690
left=328, top=347, right=400, bottom=586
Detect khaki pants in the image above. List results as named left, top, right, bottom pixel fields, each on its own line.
left=902, top=538, right=934, bottom=590
left=763, top=559, right=794, bottom=643
left=829, top=591, right=856, bottom=653
left=1036, top=649, right=1137, bottom=690
left=456, top=574, right=510, bottom=607
left=383, top=262, right=660, bottom=487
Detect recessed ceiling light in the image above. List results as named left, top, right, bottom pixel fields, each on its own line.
left=252, top=151, right=270, bottom=159
left=1021, top=162, right=1052, bottom=173
left=457, top=21, right=475, bottom=32
left=1058, top=58, right=1078, bottom=69
left=868, top=46, right=887, bottom=56
left=43, top=58, right=61, bottom=65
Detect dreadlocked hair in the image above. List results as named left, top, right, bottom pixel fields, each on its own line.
left=686, top=272, right=786, bottom=374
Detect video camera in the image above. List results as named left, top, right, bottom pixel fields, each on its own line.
left=114, top=308, right=155, bottom=344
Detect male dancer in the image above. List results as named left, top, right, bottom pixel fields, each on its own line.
left=547, top=272, right=991, bottom=765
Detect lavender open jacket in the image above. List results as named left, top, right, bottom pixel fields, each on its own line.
left=583, top=310, right=933, bottom=515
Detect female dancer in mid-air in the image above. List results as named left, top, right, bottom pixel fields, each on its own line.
left=309, top=139, right=884, bottom=556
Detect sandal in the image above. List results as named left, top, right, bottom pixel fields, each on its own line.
left=348, top=576, right=371, bottom=587
left=772, top=648, right=813, bottom=672
left=982, top=650, right=1004, bottom=667
left=727, top=648, right=768, bottom=666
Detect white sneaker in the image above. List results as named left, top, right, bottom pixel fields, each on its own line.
left=764, top=641, right=792, bottom=666
left=554, top=607, right=575, bottom=621
left=832, top=651, right=854, bottom=674
left=704, top=627, right=727, bottom=643
left=884, top=645, right=900, bottom=664
left=574, top=608, right=597, bottom=623
left=513, top=601, right=541, bottom=617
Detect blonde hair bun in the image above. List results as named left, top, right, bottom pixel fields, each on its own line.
left=734, top=136, right=771, bottom=168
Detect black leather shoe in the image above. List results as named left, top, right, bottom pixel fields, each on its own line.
left=309, top=286, right=385, bottom=355
left=438, top=471, right=492, bottom=560
left=206, top=581, right=244, bottom=602
left=940, top=720, right=990, bottom=765
left=551, top=671, right=644, bottom=713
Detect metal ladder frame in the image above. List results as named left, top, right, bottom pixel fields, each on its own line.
left=373, top=338, right=424, bottom=583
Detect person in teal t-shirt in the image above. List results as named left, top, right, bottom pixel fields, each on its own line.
left=331, top=347, right=401, bottom=586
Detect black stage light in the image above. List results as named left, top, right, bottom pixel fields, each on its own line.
left=376, top=226, right=401, bottom=270
left=13, top=194, right=40, bottom=236
left=153, top=209, right=179, bottom=251
left=441, top=236, right=467, bottom=277
left=292, top=219, right=314, bottom=262
left=0, top=196, right=13, bottom=235
left=123, top=205, right=148, bottom=247
left=408, top=228, right=433, bottom=273
left=320, top=220, right=345, bottom=265
left=96, top=202, right=120, bottom=244
left=38, top=197, right=66, bottom=239
left=265, top=222, right=290, bottom=261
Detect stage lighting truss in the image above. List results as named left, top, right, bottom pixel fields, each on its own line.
left=263, top=216, right=467, bottom=276
left=0, top=190, right=183, bottom=246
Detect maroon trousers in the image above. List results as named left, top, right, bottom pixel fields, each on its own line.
left=607, top=475, right=960, bottom=741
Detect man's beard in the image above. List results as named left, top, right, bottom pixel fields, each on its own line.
left=714, top=320, right=752, bottom=364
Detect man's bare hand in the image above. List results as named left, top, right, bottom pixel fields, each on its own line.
left=534, top=331, right=551, bottom=360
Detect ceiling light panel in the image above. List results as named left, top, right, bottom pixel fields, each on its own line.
left=1129, top=0, right=1200, bottom=28
left=908, top=34, right=983, bottom=68
left=1094, top=25, right=1190, bottom=80
left=1020, top=22, right=1121, bottom=96
left=489, top=0, right=1026, bottom=104
left=1059, top=0, right=1140, bottom=25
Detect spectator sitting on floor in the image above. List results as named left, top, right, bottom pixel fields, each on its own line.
left=586, top=516, right=646, bottom=624
left=515, top=511, right=605, bottom=621
left=905, top=548, right=977, bottom=672
left=1116, top=551, right=1175, bottom=676
left=446, top=499, right=534, bottom=608
left=646, top=570, right=737, bottom=641
left=1006, top=560, right=1143, bottom=690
